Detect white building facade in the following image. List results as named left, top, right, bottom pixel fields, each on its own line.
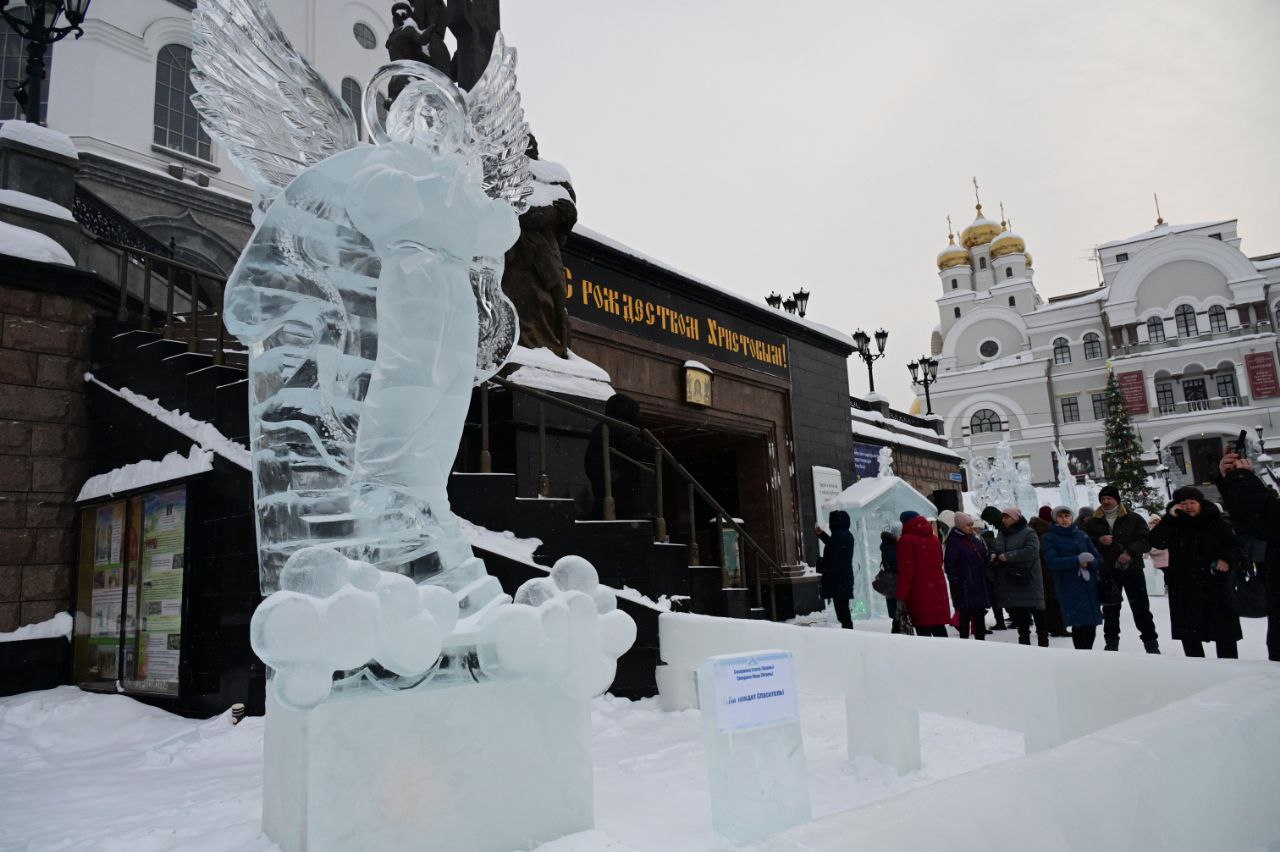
left=2, top=0, right=393, bottom=271
left=925, top=202, right=1280, bottom=488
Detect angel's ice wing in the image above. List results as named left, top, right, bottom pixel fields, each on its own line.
left=190, top=0, right=359, bottom=208
left=463, top=32, right=533, bottom=214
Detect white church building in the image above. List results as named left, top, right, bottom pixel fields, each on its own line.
left=924, top=199, right=1280, bottom=488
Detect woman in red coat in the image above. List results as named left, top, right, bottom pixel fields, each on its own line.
left=896, top=513, right=952, bottom=636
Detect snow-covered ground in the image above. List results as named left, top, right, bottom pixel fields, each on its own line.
left=0, top=599, right=1269, bottom=851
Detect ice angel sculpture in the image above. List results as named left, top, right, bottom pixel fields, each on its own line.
left=190, top=0, right=633, bottom=709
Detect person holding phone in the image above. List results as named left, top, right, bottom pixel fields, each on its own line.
left=1148, top=486, right=1243, bottom=659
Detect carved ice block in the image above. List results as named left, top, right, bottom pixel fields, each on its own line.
left=263, top=678, right=593, bottom=852
left=697, top=650, right=811, bottom=844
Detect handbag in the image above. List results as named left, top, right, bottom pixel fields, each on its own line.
left=1224, top=563, right=1268, bottom=618
left=872, top=566, right=898, bottom=596
left=895, top=611, right=915, bottom=636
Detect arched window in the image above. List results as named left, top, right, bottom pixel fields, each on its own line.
left=1082, top=332, right=1103, bottom=360
left=979, top=257, right=987, bottom=270
left=954, top=306, right=961, bottom=319
left=1175, top=304, right=1198, bottom=338
left=1053, top=337, right=1071, bottom=364
left=1146, top=315, right=1166, bottom=343
left=153, top=44, right=211, bottom=161
left=2, top=9, right=54, bottom=120
left=353, top=22, right=377, bottom=49
left=341, top=77, right=362, bottom=138
left=1005, top=267, right=1013, bottom=278
left=1008, top=296, right=1016, bottom=307
left=950, top=278, right=957, bottom=290
left=1208, top=304, right=1228, bottom=333
left=970, top=408, right=1001, bottom=434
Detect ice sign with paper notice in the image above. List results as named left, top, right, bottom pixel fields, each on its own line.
left=709, top=651, right=799, bottom=733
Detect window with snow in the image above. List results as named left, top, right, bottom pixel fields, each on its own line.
left=1208, top=305, right=1228, bottom=333
left=1082, top=332, right=1103, bottom=360
left=1175, top=304, right=1198, bottom=337
left=1, top=9, right=52, bottom=121
left=1146, top=315, right=1166, bottom=343
left=1053, top=337, right=1071, bottom=364
left=970, top=408, right=1001, bottom=434
left=154, top=45, right=212, bottom=161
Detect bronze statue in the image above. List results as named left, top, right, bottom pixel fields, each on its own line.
left=386, top=2, right=450, bottom=102
left=502, top=135, right=578, bottom=356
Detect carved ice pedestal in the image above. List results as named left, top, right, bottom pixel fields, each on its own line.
left=263, top=679, right=593, bottom=852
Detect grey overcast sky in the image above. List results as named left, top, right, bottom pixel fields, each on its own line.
left=499, top=0, right=1280, bottom=410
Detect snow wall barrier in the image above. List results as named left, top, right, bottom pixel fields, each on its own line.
left=657, top=613, right=1280, bottom=849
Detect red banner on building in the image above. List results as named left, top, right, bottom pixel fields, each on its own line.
left=1246, top=352, right=1280, bottom=399
left=1117, top=370, right=1148, bottom=415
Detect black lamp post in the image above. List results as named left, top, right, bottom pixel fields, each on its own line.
left=0, top=0, right=92, bottom=126
left=908, top=355, right=939, bottom=415
left=765, top=291, right=782, bottom=310
left=852, top=327, right=888, bottom=393
left=792, top=287, right=809, bottom=318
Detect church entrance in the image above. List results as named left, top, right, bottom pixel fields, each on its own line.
left=1187, top=436, right=1224, bottom=484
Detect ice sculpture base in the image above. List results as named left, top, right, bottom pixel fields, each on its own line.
left=262, top=679, right=593, bottom=852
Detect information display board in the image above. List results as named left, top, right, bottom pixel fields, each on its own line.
left=127, top=487, right=188, bottom=695
left=706, top=651, right=800, bottom=734
left=73, top=500, right=127, bottom=683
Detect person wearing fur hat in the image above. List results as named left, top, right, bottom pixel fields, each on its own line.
left=1148, top=486, right=1243, bottom=658
left=978, top=505, right=1009, bottom=630
left=1084, top=484, right=1158, bottom=653
left=1042, top=506, right=1104, bottom=649
left=896, top=514, right=952, bottom=637
left=992, top=506, right=1047, bottom=646
left=944, top=513, right=990, bottom=639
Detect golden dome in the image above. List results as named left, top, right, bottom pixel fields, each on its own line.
left=960, top=204, right=1002, bottom=249
left=936, top=216, right=971, bottom=270
left=1024, top=251, right=1033, bottom=268
left=908, top=397, right=923, bottom=416
left=990, top=229, right=1026, bottom=259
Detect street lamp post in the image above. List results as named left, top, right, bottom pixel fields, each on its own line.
left=792, top=288, right=809, bottom=318
left=907, top=356, right=939, bottom=415
left=765, top=291, right=782, bottom=310
left=852, top=327, right=888, bottom=394
left=0, top=0, right=92, bottom=126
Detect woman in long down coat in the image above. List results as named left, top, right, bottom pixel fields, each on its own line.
left=897, top=514, right=952, bottom=636
left=943, top=512, right=989, bottom=639
left=1148, top=486, right=1243, bottom=658
left=992, top=507, right=1047, bottom=646
left=1041, top=505, right=1103, bottom=649
left=816, top=510, right=855, bottom=629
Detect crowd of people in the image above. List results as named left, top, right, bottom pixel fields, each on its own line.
left=816, top=452, right=1280, bottom=662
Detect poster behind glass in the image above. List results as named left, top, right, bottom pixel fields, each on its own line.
left=124, top=486, right=188, bottom=695
left=72, top=500, right=127, bottom=684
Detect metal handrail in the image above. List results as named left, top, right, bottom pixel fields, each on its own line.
left=488, top=374, right=781, bottom=618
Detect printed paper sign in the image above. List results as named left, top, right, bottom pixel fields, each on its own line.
left=1246, top=352, right=1280, bottom=399
left=708, top=651, right=799, bottom=734
left=1117, top=370, right=1148, bottom=415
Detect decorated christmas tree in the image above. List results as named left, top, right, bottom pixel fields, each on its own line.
left=1101, top=369, right=1161, bottom=510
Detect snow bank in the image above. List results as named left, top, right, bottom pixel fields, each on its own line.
left=77, top=446, right=214, bottom=501
left=0, top=611, right=71, bottom=643
left=0, top=120, right=78, bottom=159
left=84, top=373, right=251, bottom=470
left=0, top=189, right=75, bottom=221
left=0, top=220, right=73, bottom=265
left=505, top=345, right=615, bottom=401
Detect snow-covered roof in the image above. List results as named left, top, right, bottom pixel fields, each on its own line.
left=1097, top=220, right=1232, bottom=250
left=0, top=120, right=78, bottom=159
left=0, top=220, right=72, bottom=265
left=850, top=419, right=961, bottom=460
left=683, top=360, right=713, bottom=373
left=849, top=405, right=940, bottom=440
left=571, top=224, right=853, bottom=349
left=0, top=189, right=74, bottom=221
left=828, top=475, right=937, bottom=513
left=1044, top=286, right=1108, bottom=308
left=504, top=345, right=615, bottom=401
left=0, top=611, right=71, bottom=642
left=1253, top=255, right=1280, bottom=272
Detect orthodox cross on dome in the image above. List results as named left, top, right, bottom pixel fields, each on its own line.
left=999, top=201, right=1007, bottom=230
left=972, top=175, right=983, bottom=213
left=1153, top=192, right=1165, bottom=226
left=946, top=214, right=955, bottom=243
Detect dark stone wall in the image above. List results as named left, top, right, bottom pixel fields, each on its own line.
left=788, top=338, right=856, bottom=567
left=0, top=281, right=93, bottom=631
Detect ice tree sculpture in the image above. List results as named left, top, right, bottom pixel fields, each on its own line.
left=190, top=0, right=632, bottom=710
left=1055, top=440, right=1080, bottom=513
left=1015, top=459, right=1039, bottom=518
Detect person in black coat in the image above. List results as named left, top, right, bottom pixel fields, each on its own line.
left=880, top=524, right=901, bottom=632
left=1083, top=485, right=1158, bottom=653
left=978, top=505, right=1008, bottom=630
left=1216, top=452, right=1280, bottom=661
left=1148, top=486, right=1243, bottom=659
left=816, top=509, right=856, bottom=629
left=584, top=393, right=650, bottom=519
